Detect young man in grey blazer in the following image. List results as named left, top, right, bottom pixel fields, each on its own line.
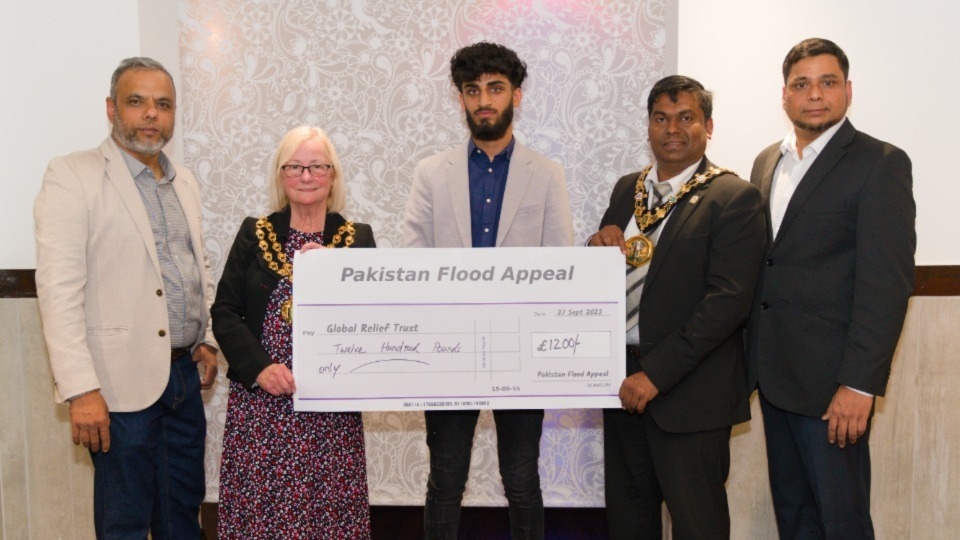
left=747, top=38, right=915, bottom=539
left=403, top=42, right=573, bottom=540
left=34, top=57, right=218, bottom=538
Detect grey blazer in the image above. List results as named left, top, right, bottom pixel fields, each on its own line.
left=403, top=141, right=573, bottom=248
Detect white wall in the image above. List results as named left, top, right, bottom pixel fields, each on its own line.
left=0, top=0, right=140, bottom=269
left=2, top=0, right=957, bottom=267
left=678, top=0, right=958, bottom=265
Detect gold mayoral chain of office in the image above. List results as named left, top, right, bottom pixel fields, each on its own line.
left=624, top=165, right=734, bottom=267
left=255, top=216, right=356, bottom=324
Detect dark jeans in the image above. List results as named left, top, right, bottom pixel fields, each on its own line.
left=760, top=392, right=874, bottom=540
left=91, top=353, right=206, bottom=539
left=423, top=409, right=544, bottom=540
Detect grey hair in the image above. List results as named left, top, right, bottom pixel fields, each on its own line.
left=109, top=57, right=175, bottom=101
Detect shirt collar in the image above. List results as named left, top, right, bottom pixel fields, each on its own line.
left=114, top=139, right=176, bottom=184
left=779, top=118, right=846, bottom=160
left=468, top=137, right=516, bottom=161
left=648, top=158, right=702, bottom=194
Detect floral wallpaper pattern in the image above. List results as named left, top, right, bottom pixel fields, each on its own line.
left=179, top=0, right=670, bottom=505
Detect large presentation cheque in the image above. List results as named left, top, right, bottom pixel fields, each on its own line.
left=292, top=246, right=625, bottom=412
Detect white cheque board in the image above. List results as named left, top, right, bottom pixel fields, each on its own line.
left=292, top=247, right=625, bottom=411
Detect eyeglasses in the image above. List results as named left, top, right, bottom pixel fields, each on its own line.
left=281, top=163, right=334, bottom=177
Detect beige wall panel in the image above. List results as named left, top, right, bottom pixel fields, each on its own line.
left=18, top=300, right=80, bottom=538
left=3, top=299, right=959, bottom=539
left=1, top=298, right=955, bottom=540
left=728, top=402, right=777, bottom=540
left=870, top=296, right=921, bottom=538
left=67, top=443, right=95, bottom=539
left=0, top=300, right=29, bottom=539
left=912, top=297, right=960, bottom=538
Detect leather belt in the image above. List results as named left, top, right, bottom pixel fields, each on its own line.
left=171, top=347, right=191, bottom=361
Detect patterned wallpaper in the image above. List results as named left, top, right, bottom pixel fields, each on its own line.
left=179, top=0, right=670, bottom=505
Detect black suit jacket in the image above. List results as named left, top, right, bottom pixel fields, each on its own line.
left=212, top=208, right=376, bottom=387
left=746, top=119, right=915, bottom=417
left=599, top=158, right=766, bottom=433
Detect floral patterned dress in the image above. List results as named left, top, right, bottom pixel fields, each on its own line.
left=218, top=230, right=370, bottom=539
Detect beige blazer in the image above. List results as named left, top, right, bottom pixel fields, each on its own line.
left=403, top=141, right=573, bottom=248
left=34, top=137, right=216, bottom=412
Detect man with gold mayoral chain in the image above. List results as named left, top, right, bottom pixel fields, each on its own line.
left=588, top=75, right=766, bottom=539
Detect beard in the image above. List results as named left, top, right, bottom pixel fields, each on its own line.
left=466, top=103, right=513, bottom=141
left=792, top=116, right=841, bottom=134
left=111, top=114, right=171, bottom=157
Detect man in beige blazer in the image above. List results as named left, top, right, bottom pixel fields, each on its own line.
left=34, top=57, right=217, bottom=538
left=403, top=42, right=573, bottom=540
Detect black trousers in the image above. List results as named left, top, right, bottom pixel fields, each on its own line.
left=423, top=409, right=544, bottom=540
left=603, top=408, right=732, bottom=540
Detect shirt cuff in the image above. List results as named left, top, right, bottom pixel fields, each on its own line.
left=845, top=385, right=874, bottom=398
left=66, top=388, right=100, bottom=402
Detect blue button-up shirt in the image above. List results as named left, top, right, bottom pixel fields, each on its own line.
left=468, top=138, right=515, bottom=247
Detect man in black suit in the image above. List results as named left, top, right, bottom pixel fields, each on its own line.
left=747, top=38, right=915, bottom=539
left=589, top=75, right=766, bottom=539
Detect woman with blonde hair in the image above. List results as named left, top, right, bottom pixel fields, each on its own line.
left=213, top=125, right=375, bottom=538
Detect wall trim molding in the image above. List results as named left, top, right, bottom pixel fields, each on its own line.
left=3, top=266, right=959, bottom=299
left=0, top=269, right=37, bottom=298
left=913, top=265, right=960, bottom=296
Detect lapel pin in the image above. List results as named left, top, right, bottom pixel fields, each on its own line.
left=690, top=195, right=700, bottom=205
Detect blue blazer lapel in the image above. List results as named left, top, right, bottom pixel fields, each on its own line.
left=773, top=119, right=855, bottom=248
left=447, top=145, right=474, bottom=248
